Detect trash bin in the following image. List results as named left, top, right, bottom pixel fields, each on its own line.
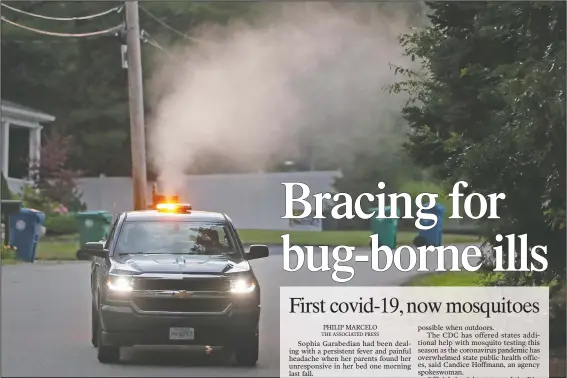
left=75, top=211, right=113, bottom=260
left=1, top=200, right=22, bottom=245
left=413, top=203, right=445, bottom=247
left=368, top=206, right=400, bottom=248
left=9, top=208, right=45, bottom=262
left=76, top=211, right=113, bottom=245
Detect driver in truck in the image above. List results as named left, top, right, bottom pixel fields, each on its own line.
left=115, top=224, right=148, bottom=253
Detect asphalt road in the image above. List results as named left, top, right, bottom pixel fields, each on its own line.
left=1, top=244, right=481, bottom=377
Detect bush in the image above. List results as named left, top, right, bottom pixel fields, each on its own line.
left=29, top=132, right=86, bottom=212
left=1, top=171, right=12, bottom=200
left=550, top=283, right=566, bottom=349
left=45, top=214, right=77, bottom=236
left=1, top=244, right=17, bottom=260
left=398, top=180, right=454, bottom=218
left=18, top=185, right=78, bottom=235
left=20, top=185, right=57, bottom=214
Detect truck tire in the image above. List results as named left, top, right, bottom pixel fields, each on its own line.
left=97, top=312, right=120, bottom=363
left=97, top=334, right=120, bottom=363
left=91, top=303, right=98, bottom=347
left=98, top=344, right=120, bottom=363
left=233, top=332, right=259, bottom=366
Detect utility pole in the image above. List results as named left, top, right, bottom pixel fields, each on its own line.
left=125, top=1, right=148, bottom=210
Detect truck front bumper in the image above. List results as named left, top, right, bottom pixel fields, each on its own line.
left=99, top=302, right=260, bottom=347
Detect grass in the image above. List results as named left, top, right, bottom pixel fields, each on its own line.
left=1, top=234, right=79, bottom=264
left=238, top=229, right=479, bottom=247
left=404, top=271, right=482, bottom=286
left=1, top=258, right=20, bottom=265
left=35, top=237, right=79, bottom=261
left=3, top=230, right=480, bottom=263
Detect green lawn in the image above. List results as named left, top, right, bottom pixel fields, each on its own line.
left=238, top=229, right=479, bottom=247
left=0, top=259, right=20, bottom=265
left=35, top=235, right=79, bottom=261
left=404, top=271, right=482, bottom=286
left=3, top=230, right=480, bottom=262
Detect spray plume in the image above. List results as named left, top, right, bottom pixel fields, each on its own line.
left=147, top=3, right=421, bottom=193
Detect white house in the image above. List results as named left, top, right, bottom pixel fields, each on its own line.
left=1, top=100, right=55, bottom=193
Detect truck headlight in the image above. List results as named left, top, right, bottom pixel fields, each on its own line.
left=230, top=278, right=256, bottom=294
left=107, top=275, right=134, bottom=293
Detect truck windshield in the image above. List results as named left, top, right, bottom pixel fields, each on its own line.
left=114, top=221, right=237, bottom=256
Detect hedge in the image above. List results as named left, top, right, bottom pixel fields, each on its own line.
left=44, top=214, right=77, bottom=235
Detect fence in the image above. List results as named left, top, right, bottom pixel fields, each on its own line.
left=76, top=171, right=341, bottom=231
left=9, top=171, right=478, bottom=233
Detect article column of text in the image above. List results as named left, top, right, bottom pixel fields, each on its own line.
left=280, top=286, right=549, bottom=378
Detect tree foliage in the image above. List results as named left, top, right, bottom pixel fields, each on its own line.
left=393, top=2, right=566, bottom=284
left=29, top=131, right=85, bottom=211
left=1, top=1, right=257, bottom=177
left=2, top=1, right=427, bottom=190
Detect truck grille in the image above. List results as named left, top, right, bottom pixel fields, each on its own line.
left=133, top=297, right=231, bottom=313
left=134, top=278, right=230, bottom=292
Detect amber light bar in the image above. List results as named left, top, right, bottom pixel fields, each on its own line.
left=155, top=203, right=192, bottom=213
left=149, top=183, right=180, bottom=210
left=156, top=203, right=179, bottom=211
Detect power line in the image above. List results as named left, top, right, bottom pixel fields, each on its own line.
left=143, top=35, right=167, bottom=54
left=0, top=3, right=123, bottom=21
left=145, top=40, right=174, bottom=58
left=1, top=16, right=123, bottom=38
left=140, top=30, right=177, bottom=60
left=138, top=5, right=212, bottom=44
left=138, top=5, right=192, bottom=40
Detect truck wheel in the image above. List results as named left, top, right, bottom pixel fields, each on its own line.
left=413, top=235, right=426, bottom=247
left=91, top=303, right=98, bottom=347
left=98, top=344, right=120, bottom=363
left=233, top=332, right=259, bottom=366
left=97, top=317, right=120, bottom=363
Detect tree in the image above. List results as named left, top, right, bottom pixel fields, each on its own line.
left=1, top=1, right=259, bottom=177
left=392, top=2, right=566, bottom=285
left=29, top=131, right=85, bottom=211
left=332, top=128, right=424, bottom=230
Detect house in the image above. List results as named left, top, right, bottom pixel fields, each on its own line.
left=0, top=100, right=55, bottom=193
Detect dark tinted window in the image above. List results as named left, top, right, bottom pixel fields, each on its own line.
left=114, top=221, right=235, bottom=256
left=104, top=216, right=120, bottom=249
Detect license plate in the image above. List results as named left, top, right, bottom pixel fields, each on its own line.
left=169, top=327, right=195, bottom=340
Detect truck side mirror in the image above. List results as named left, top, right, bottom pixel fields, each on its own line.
left=83, top=241, right=108, bottom=258
left=246, top=245, right=269, bottom=260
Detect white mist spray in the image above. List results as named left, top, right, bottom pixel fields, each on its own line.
left=147, top=3, right=420, bottom=193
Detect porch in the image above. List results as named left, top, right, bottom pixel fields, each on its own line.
left=0, top=100, right=55, bottom=193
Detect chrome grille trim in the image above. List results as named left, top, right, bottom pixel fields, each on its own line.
left=133, top=273, right=230, bottom=279
left=130, top=282, right=233, bottom=315
left=132, top=276, right=231, bottom=292
left=132, top=290, right=231, bottom=299
left=128, top=274, right=237, bottom=315
left=130, top=300, right=232, bottom=316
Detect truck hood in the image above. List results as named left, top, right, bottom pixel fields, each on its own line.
left=110, top=253, right=250, bottom=275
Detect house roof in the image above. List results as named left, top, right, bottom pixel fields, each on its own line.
left=1, top=99, right=55, bottom=123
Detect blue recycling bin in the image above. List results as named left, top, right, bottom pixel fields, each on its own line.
left=9, top=208, right=46, bottom=262
left=413, top=204, right=445, bottom=247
